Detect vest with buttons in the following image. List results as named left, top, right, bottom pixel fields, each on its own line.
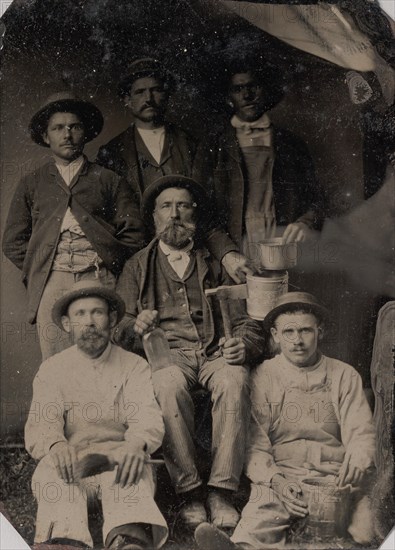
left=154, top=248, right=205, bottom=349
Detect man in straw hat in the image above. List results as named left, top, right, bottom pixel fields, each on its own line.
left=114, top=174, right=264, bottom=532
left=3, top=92, right=143, bottom=360
left=25, top=280, right=168, bottom=549
left=195, top=291, right=376, bottom=549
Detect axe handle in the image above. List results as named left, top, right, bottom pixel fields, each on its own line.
left=219, top=298, right=233, bottom=340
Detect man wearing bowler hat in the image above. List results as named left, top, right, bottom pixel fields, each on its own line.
left=25, top=280, right=168, bottom=549
left=195, top=292, right=376, bottom=549
left=114, top=174, right=264, bottom=532
left=3, top=92, right=143, bottom=360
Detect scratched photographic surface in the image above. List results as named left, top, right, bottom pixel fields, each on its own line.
left=0, top=1, right=394, bottom=549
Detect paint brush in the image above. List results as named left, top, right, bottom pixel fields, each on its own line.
left=74, top=452, right=164, bottom=479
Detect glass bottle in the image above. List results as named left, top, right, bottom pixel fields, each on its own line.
left=143, top=328, right=173, bottom=372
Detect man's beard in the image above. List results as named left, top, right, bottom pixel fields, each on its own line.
left=76, top=326, right=108, bottom=357
left=158, top=220, right=196, bottom=249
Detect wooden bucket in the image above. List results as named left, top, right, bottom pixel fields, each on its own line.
left=301, top=477, right=350, bottom=540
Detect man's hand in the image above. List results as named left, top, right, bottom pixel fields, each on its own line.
left=113, top=439, right=146, bottom=489
left=271, top=474, right=308, bottom=518
left=221, top=337, right=246, bottom=365
left=49, top=441, right=78, bottom=484
left=283, top=222, right=315, bottom=244
left=222, top=251, right=253, bottom=283
left=336, top=455, right=364, bottom=488
left=134, top=309, right=158, bottom=336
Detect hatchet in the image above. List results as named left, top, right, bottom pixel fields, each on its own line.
left=205, top=284, right=248, bottom=340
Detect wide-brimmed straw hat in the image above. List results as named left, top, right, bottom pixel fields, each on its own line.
left=263, top=292, right=329, bottom=329
left=29, top=91, right=104, bottom=146
left=52, top=280, right=125, bottom=330
left=118, top=57, right=175, bottom=97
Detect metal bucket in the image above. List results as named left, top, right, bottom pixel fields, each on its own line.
left=255, top=238, right=298, bottom=270
left=246, top=272, right=288, bottom=321
left=301, top=477, right=350, bottom=540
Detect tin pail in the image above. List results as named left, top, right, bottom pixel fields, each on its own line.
left=246, top=272, right=288, bottom=321
left=301, top=477, right=350, bottom=540
left=254, top=238, right=298, bottom=270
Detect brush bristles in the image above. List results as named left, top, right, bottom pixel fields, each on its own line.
left=74, top=453, right=115, bottom=479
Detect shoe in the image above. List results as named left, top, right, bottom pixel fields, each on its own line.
left=207, top=491, right=240, bottom=529
left=106, top=534, right=145, bottom=550
left=195, top=522, right=239, bottom=550
left=179, top=499, right=208, bottom=529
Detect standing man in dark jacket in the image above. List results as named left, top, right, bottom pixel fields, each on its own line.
left=2, top=92, right=143, bottom=359
left=97, top=57, right=196, bottom=209
left=97, top=57, right=254, bottom=283
left=196, top=61, right=322, bottom=264
left=115, top=175, right=264, bottom=533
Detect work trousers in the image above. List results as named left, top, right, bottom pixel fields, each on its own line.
left=36, top=268, right=116, bottom=360
left=32, top=454, right=168, bottom=548
left=232, top=468, right=374, bottom=548
left=152, top=349, right=250, bottom=494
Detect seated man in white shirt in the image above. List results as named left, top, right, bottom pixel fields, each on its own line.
left=195, top=292, right=376, bottom=549
left=25, top=280, right=168, bottom=549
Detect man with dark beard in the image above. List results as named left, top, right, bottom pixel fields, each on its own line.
left=25, top=280, right=168, bottom=549
left=115, top=175, right=264, bottom=533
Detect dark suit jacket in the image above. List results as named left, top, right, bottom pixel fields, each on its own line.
left=97, top=122, right=238, bottom=261
left=2, top=158, right=144, bottom=323
left=114, top=238, right=265, bottom=365
left=195, top=124, right=322, bottom=258
left=96, top=122, right=197, bottom=202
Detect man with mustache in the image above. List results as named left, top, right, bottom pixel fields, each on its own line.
left=2, top=92, right=143, bottom=360
left=25, top=280, right=168, bottom=549
left=196, top=60, right=322, bottom=266
left=97, top=58, right=195, bottom=207
left=195, top=292, right=376, bottom=549
left=97, top=57, right=250, bottom=284
left=114, top=175, right=264, bottom=533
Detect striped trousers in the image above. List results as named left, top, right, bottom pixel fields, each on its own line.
left=152, top=349, right=250, bottom=494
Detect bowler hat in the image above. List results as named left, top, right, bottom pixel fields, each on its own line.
left=118, top=57, right=175, bottom=97
left=29, top=92, right=104, bottom=147
left=141, top=174, right=209, bottom=220
left=263, top=292, right=329, bottom=329
left=52, top=280, right=125, bottom=330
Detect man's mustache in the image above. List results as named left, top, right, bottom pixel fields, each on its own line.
left=160, top=220, right=196, bottom=231
left=141, top=102, right=158, bottom=111
left=78, top=327, right=104, bottom=340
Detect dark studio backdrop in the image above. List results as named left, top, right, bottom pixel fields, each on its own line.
left=0, top=0, right=389, bottom=438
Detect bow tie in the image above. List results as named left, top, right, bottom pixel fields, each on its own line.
left=168, top=252, right=183, bottom=262
left=242, top=126, right=269, bottom=135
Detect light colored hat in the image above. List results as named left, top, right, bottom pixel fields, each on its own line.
left=29, top=91, right=104, bottom=146
left=52, top=280, right=125, bottom=330
left=264, top=292, right=329, bottom=329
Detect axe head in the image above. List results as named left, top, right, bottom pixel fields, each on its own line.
left=205, top=284, right=248, bottom=301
